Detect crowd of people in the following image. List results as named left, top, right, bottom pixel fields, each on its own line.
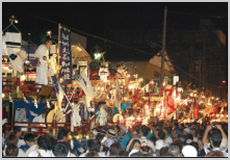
left=2, top=119, right=228, bottom=157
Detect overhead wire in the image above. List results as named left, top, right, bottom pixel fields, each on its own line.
left=9, top=7, right=227, bottom=89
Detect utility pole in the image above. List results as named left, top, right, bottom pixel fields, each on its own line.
left=160, top=6, right=167, bottom=87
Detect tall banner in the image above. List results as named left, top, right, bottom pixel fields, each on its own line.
left=59, top=26, right=72, bottom=84
left=24, top=45, right=36, bottom=66
left=167, top=90, right=175, bottom=114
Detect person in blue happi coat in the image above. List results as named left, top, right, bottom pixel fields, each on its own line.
left=113, top=102, right=131, bottom=114
left=118, top=124, right=132, bottom=151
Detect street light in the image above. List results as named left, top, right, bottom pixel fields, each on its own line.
left=47, top=31, right=52, bottom=38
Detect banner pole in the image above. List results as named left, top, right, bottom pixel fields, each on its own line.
left=58, top=23, right=61, bottom=66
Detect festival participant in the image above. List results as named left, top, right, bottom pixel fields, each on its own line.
left=35, top=38, right=52, bottom=85
left=13, top=126, right=26, bottom=148
left=202, top=125, right=228, bottom=157
left=4, top=133, right=26, bottom=157
left=79, top=139, right=105, bottom=157
left=23, top=133, right=37, bottom=156
left=104, top=129, right=116, bottom=156
left=27, top=135, right=52, bottom=157
left=32, top=110, right=47, bottom=127
left=5, top=144, right=18, bottom=157
left=146, top=124, right=157, bottom=140
left=154, top=131, right=167, bottom=156
left=139, top=126, right=155, bottom=152
left=51, top=142, right=76, bottom=157
left=118, top=124, right=132, bottom=151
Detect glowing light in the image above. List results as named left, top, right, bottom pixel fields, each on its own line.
left=94, top=53, right=101, bottom=60
left=127, top=74, right=130, bottom=78
left=221, top=114, right=224, bottom=117
left=86, top=136, right=89, bottom=139
left=140, top=78, right=143, bottom=82
left=47, top=31, right=52, bottom=36
left=20, top=75, right=26, bottom=81
left=60, top=78, right=64, bottom=83
left=2, top=93, right=5, bottom=98
left=76, top=136, right=79, bottom=139
left=97, top=87, right=100, bottom=90
left=202, top=96, right=205, bottom=98
left=212, top=97, right=214, bottom=99
left=216, top=114, right=219, bottom=117
left=137, top=117, right=141, bottom=121
left=14, top=19, right=18, bottom=23
left=163, top=82, right=166, bottom=86
left=216, top=98, right=219, bottom=100
left=190, top=93, right=193, bottom=97
left=101, top=88, right=104, bottom=91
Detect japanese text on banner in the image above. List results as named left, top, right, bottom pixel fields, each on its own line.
left=59, top=27, right=72, bottom=84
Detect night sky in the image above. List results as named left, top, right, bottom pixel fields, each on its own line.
left=2, top=2, right=228, bottom=39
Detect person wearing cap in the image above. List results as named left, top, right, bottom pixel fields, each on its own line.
left=118, top=124, right=132, bottom=151
left=202, top=125, right=228, bottom=157
left=35, top=38, right=52, bottom=85
left=182, top=145, right=198, bottom=157
left=183, top=127, right=190, bottom=135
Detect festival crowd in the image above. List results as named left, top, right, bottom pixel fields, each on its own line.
left=2, top=118, right=228, bottom=157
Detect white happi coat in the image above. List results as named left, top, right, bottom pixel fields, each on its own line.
left=35, top=44, right=49, bottom=85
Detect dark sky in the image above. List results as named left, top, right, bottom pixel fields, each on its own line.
left=2, top=2, right=228, bottom=39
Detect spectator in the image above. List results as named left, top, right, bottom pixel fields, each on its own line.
left=118, top=124, right=132, bottom=151
left=5, top=144, right=18, bottom=157
left=162, top=127, right=173, bottom=146
left=127, top=139, right=141, bottom=157
left=57, top=129, right=69, bottom=143
left=146, top=124, right=157, bottom=140
left=182, top=145, right=198, bottom=157
left=139, top=126, right=155, bottom=152
left=183, top=127, right=191, bottom=135
left=168, top=145, right=181, bottom=157
left=191, top=128, right=198, bottom=142
left=85, top=151, right=99, bottom=157
left=4, top=133, right=26, bottom=157
left=114, top=125, right=120, bottom=141
left=109, top=142, right=123, bottom=157
left=197, top=137, right=205, bottom=156
left=159, top=146, right=169, bottom=156
left=79, top=139, right=105, bottom=157
left=149, top=136, right=157, bottom=146
left=131, top=142, right=153, bottom=157
left=23, top=133, right=37, bottom=156
left=104, top=129, right=116, bottom=156
left=202, top=125, right=227, bottom=157
left=51, top=142, right=76, bottom=157
left=125, top=128, right=140, bottom=153
left=27, top=135, right=51, bottom=157
left=205, top=150, right=224, bottom=157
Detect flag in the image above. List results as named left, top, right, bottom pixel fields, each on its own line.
left=50, top=67, right=64, bottom=105
left=166, top=90, right=175, bottom=114
left=219, top=102, right=225, bottom=114
left=209, top=102, right=222, bottom=115
left=193, top=104, right=200, bottom=119
left=115, top=80, right=121, bottom=113
left=76, top=69, right=96, bottom=106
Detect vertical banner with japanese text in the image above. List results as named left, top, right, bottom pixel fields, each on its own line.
left=59, top=27, right=72, bottom=84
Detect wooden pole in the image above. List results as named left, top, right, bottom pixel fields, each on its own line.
left=160, top=6, right=167, bottom=87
